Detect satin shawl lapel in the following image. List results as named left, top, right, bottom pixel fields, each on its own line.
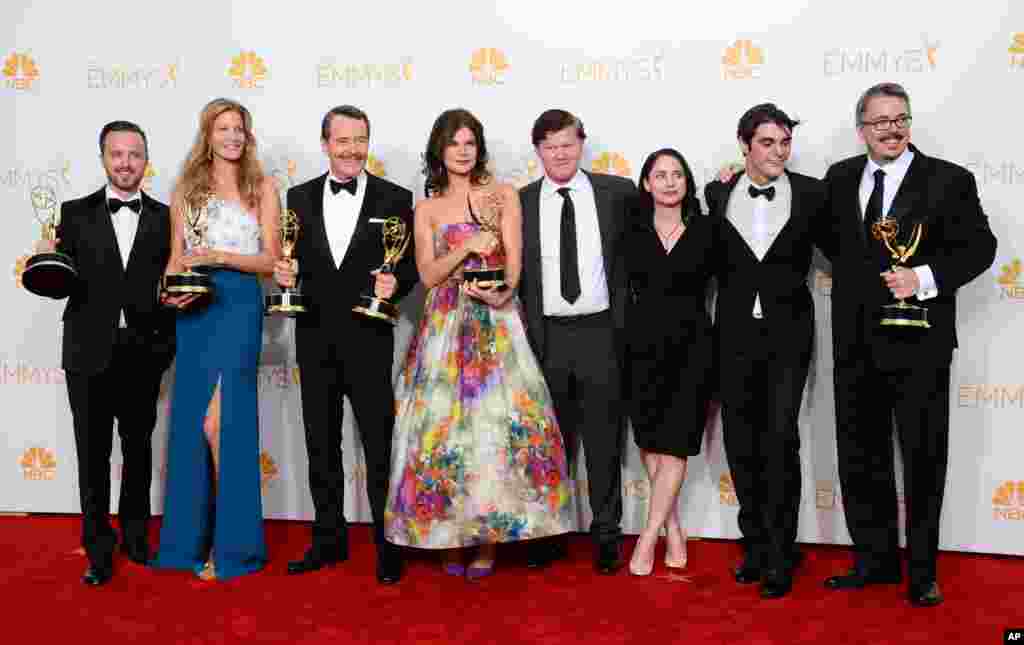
left=714, top=173, right=759, bottom=264
left=88, top=189, right=125, bottom=278
left=762, top=170, right=804, bottom=262
left=124, top=192, right=159, bottom=276
left=303, top=173, right=335, bottom=267
left=338, top=173, right=382, bottom=269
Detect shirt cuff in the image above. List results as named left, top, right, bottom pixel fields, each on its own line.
left=913, top=265, right=938, bottom=300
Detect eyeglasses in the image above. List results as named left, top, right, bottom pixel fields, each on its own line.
left=860, top=115, right=912, bottom=132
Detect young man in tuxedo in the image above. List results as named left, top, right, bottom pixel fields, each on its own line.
left=518, top=109, right=634, bottom=574
left=273, top=105, right=416, bottom=585
left=821, top=83, right=996, bottom=607
left=22, top=121, right=175, bottom=585
left=705, top=104, right=833, bottom=599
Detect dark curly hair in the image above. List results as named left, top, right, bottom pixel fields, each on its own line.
left=422, top=108, right=491, bottom=197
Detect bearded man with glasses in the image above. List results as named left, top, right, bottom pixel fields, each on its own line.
left=821, top=82, right=996, bottom=607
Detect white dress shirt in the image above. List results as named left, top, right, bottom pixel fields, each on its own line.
left=105, top=185, right=140, bottom=327
left=858, top=147, right=937, bottom=300
left=322, top=171, right=366, bottom=267
left=725, top=173, right=792, bottom=318
left=538, top=170, right=609, bottom=317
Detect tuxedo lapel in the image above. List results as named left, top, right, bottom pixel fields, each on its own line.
left=304, top=173, right=334, bottom=267
left=124, top=193, right=158, bottom=276
left=714, top=174, right=760, bottom=265
left=887, top=146, right=927, bottom=226
left=521, top=180, right=543, bottom=314
left=762, top=171, right=803, bottom=262
left=90, top=190, right=125, bottom=278
left=339, top=173, right=381, bottom=269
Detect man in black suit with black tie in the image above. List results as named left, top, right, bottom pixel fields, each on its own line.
left=821, top=83, right=996, bottom=606
left=518, top=109, right=634, bottom=574
left=705, top=104, right=833, bottom=599
left=21, top=121, right=175, bottom=585
left=274, top=105, right=416, bottom=585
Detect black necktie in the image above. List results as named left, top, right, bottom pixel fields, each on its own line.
left=864, top=168, right=885, bottom=238
left=330, top=177, right=357, bottom=196
left=108, top=197, right=141, bottom=213
left=747, top=185, right=775, bottom=201
left=557, top=187, right=581, bottom=304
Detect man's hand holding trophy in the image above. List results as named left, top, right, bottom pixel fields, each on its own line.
left=871, top=214, right=931, bottom=329
left=18, top=185, right=78, bottom=298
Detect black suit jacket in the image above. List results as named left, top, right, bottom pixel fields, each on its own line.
left=518, top=170, right=635, bottom=361
left=705, top=170, right=831, bottom=366
left=288, top=172, right=416, bottom=367
left=823, top=144, right=996, bottom=369
left=54, top=187, right=175, bottom=375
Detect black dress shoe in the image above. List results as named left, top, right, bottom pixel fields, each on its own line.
left=824, top=568, right=902, bottom=590
left=287, top=547, right=347, bottom=575
left=595, top=541, right=623, bottom=575
left=82, top=566, right=112, bottom=586
left=734, top=557, right=761, bottom=584
left=908, top=581, right=943, bottom=607
left=527, top=539, right=568, bottom=569
left=121, top=541, right=150, bottom=565
left=376, top=545, right=402, bottom=585
left=759, top=569, right=792, bottom=599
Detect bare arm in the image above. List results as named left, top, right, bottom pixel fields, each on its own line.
left=497, top=183, right=522, bottom=290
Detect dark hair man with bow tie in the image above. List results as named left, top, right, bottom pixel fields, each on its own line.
left=273, top=105, right=416, bottom=585
left=704, top=103, right=835, bottom=599
left=17, top=120, right=175, bottom=586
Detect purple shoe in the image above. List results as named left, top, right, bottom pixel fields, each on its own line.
left=443, top=562, right=466, bottom=577
left=466, top=561, right=495, bottom=582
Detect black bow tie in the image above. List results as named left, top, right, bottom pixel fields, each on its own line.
left=108, top=197, right=141, bottom=213
left=748, top=185, right=775, bottom=201
left=330, top=177, right=357, bottom=196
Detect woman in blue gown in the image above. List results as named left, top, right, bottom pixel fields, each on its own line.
left=155, top=98, right=280, bottom=580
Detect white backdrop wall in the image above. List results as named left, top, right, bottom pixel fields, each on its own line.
left=3, top=1, right=1022, bottom=556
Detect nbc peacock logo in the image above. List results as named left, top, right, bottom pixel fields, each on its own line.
left=591, top=152, right=632, bottom=178
left=997, top=258, right=1024, bottom=300
left=1011, top=33, right=1024, bottom=69
left=722, top=39, right=764, bottom=80
left=229, top=51, right=267, bottom=89
left=470, top=48, right=508, bottom=85
left=3, top=52, right=40, bottom=90
left=992, top=481, right=1024, bottom=520
left=718, top=473, right=739, bottom=506
left=259, top=451, right=279, bottom=489
left=366, top=154, right=387, bottom=178
left=20, top=446, right=56, bottom=481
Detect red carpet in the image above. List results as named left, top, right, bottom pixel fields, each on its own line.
left=1, top=516, right=1020, bottom=644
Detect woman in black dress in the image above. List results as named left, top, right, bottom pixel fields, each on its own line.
left=625, top=149, right=715, bottom=576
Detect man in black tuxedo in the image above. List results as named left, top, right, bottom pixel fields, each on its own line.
left=705, top=104, right=833, bottom=599
left=22, top=121, right=175, bottom=585
left=822, top=83, right=996, bottom=606
left=274, top=105, right=415, bottom=585
left=518, top=109, right=634, bottom=574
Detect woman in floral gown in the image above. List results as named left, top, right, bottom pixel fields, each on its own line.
left=384, top=108, right=572, bottom=580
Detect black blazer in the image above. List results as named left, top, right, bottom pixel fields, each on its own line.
left=54, top=187, right=175, bottom=375
left=288, top=172, right=416, bottom=367
left=705, top=170, right=831, bottom=366
left=518, top=170, right=635, bottom=361
left=823, top=144, right=997, bottom=369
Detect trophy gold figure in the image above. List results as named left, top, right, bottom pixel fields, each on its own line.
left=352, top=215, right=410, bottom=324
left=871, top=215, right=930, bottom=328
left=21, top=185, right=78, bottom=298
left=462, top=191, right=505, bottom=289
left=163, top=196, right=215, bottom=296
left=265, top=208, right=306, bottom=316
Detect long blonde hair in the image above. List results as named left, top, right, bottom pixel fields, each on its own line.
left=177, top=98, right=264, bottom=211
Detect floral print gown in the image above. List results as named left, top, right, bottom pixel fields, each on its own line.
left=384, top=221, right=573, bottom=548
